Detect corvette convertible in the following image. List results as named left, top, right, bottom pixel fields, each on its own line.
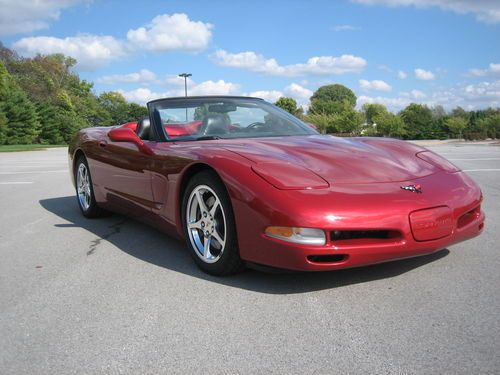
left=69, top=96, right=485, bottom=275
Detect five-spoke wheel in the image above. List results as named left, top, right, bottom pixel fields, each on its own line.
left=186, top=185, right=227, bottom=263
left=183, top=170, right=243, bottom=275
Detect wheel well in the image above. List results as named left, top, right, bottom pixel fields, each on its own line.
left=73, top=149, right=85, bottom=175
left=178, top=163, right=220, bottom=202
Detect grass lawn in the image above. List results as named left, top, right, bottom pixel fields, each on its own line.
left=0, top=144, right=67, bottom=152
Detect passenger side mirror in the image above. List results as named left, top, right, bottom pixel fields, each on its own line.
left=108, top=128, right=154, bottom=155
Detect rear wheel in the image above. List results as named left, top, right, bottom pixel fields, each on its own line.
left=75, top=156, right=108, bottom=218
left=182, top=170, right=244, bottom=275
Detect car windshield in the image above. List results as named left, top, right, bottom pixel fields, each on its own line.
left=148, top=97, right=317, bottom=141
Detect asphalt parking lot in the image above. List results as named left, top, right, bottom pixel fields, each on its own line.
left=0, top=142, right=499, bottom=375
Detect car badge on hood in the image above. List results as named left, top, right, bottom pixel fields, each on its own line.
left=400, top=184, right=422, bottom=193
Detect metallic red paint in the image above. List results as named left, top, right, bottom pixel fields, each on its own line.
left=68, top=125, right=485, bottom=272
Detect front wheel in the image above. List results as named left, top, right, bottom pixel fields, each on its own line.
left=182, top=171, right=244, bottom=275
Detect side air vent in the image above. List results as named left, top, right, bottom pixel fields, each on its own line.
left=307, top=254, right=347, bottom=264
left=331, top=230, right=401, bottom=241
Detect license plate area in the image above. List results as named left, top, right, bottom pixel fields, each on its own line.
left=410, top=206, right=453, bottom=241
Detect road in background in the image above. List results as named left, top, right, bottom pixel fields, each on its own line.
left=0, top=143, right=499, bottom=374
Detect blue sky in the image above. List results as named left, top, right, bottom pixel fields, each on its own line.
left=1, top=0, right=499, bottom=111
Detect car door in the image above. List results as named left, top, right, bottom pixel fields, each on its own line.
left=93, top=138, right=155, bottom=212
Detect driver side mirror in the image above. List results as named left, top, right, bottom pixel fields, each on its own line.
left=108, top=128, right=154, bottom=155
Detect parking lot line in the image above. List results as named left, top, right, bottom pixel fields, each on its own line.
left=463, top=169, right=500, bottom=172
left=0, top=182, right=34, bottom=184
left=0, top=170, right=67, bottom=174
left=449, top=158, right=500, bottom=161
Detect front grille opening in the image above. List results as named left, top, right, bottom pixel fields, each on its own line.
left=330, top=230, right=401, bottom=242
left=307, top=254, right=347, bottom=264
left=457, top=206, right=481, bottom=229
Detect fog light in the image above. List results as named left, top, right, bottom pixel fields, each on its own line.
left=265, top=226, right=326, bottom=245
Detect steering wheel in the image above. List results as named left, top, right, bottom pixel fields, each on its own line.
left=246, top=122, right=266, bottom=131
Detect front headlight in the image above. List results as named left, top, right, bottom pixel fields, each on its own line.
left=416, top=151, right=460, bottom=172
left=265, top=226, right=326, bottom=246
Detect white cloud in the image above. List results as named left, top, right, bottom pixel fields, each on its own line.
left=246, top=84, right=313, bottom=106
left=357, top=95, right=412, bottom=111
left=398, top=70, right=407, bottom=79
left=97, top=69, right=156, bottom=84
left=332, top=24, right=360, bottom=31
left=118, top=80, right=241, bottom=105
left=13, top=34, right=126, bottom=70
left=118, top=88, right=162, bottom=104
left=378, top=65, right=393, bottom=72
left=120, top=78, right=500, bottom=111
left=248, top=90, right=284, bottom=103
left=284, top=83, right=314, bottom=101
left=401, top=89, right=427, bottom=99
left=359, top=79, right=392, bottom=91
left=467, top=63, right=500, bottom=77
left=212, top=49, right=367, bottom=76
left=0, top=0, right=81, bottom=35
left=358, top=79, right=500, bottom=112
left=12, top=13, right=212, bottom=71
left=187, top=80, right=240, bottom=96
left=162, top=75, right=194, bottom=86
left=352, top=0, right=500, bottom=23
left=415, top=68, right=436, bottom=80
left=427, top=80, right=500, bottom=109
left=126, top=13, right=213, bottom=52
left=410, top=89, right=426, bottom=99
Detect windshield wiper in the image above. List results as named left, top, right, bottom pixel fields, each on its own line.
left=194, top=135, right=222, bottom=141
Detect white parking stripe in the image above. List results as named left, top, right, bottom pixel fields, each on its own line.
left=449, top=158, right=500, bottom=161
left=0, top=170, right=67, bottom=174
left=463, top=169, right=500, bottom=172
left=0, top=182, right=34, bottom=185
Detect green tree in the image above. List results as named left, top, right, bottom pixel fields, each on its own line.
left=302, top=113, right=337, bottom=134
left=98, top=91, right=134, bottom=125
left=127, top=103, right=148, bottom=121
left=0, top=61, right=40, bottom=144
left=331, top=101, right=363, bottom=134
left=477, top=112, right=500, bottom=139
left=37, top=102, right=62, bottom=144
left=445, top=116, right=467, bottom=138
left=0, top=109, right=7, bottom=144
left=275, top=97, right=299, bottom=115
left=431, top=105, right=447, bottom=119
left=309, top=84, right=357, bottom=115
left=304, top=102, right=363, bottom=135
left=1, top=89, right=40, bottom=144
left=373, top=111, right=406, bottom=138
left=362, top=103, right=387, bottom=125
left=451, top=106, right=469, bottom=120
left=400, top=103, right=436, bottom=139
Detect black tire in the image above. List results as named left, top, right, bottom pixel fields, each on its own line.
left=182, top=170, right=244, bottom=276
left=74, top=156, right=108, bottom=218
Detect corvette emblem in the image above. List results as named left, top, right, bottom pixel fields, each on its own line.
left=400, top=184, right=422, bottom=193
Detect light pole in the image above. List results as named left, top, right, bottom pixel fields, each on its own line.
left=178, top=73, right=192, bottom=121
left=178, top=73, right=192, bottom=97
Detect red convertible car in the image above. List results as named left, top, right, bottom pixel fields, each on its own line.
left=69, top=96, right=484, bottom=275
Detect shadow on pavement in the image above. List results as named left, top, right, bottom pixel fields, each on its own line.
left=40, top=196, right=449, bottom=295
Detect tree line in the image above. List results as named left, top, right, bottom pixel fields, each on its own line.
left=0, top=44, right=147, bottom=145
left=275, top=85, right=499, bottom=140
left=0, top=43, right=498, bottom=145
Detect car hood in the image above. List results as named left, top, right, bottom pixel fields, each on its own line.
left=221, top=135, right=439, bottom=184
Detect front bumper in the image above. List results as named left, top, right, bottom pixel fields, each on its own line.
left=232, top=171, right=484, bottom=271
